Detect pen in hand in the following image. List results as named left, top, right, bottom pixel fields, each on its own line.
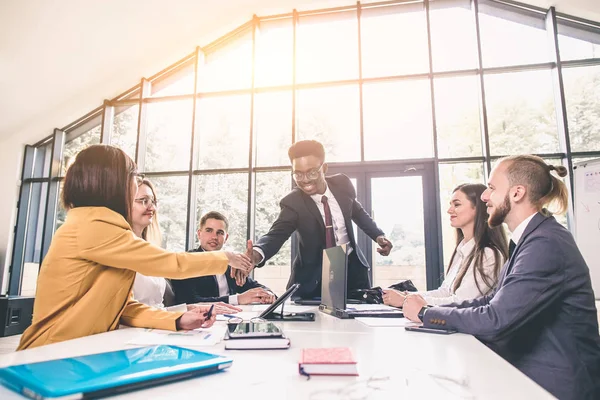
left=204, top=304, right=215, bottom=320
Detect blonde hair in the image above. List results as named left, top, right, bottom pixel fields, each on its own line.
left=138, top=179, right=162, bottom=247
left=500, top=155, right=569, bottom=215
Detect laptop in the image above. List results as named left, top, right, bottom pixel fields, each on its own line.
left=319, top=244, right=404, bottom=319
left=0, top=345, right=232, bottom=399
left=260, top=283, right=316, bottom=321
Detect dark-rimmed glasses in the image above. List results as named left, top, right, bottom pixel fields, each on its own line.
left=292, top=164, right=324, bottom=181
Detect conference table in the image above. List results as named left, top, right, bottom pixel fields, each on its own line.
left=0, top=304, right=554, bottom=399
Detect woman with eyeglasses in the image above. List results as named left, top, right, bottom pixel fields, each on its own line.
left=18, top=145, right=253, bottom=350
left=382, top=183, right=508, bottom=307
left=130, top=178, right=242, bottom=315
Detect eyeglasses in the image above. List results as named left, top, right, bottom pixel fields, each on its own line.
left=292, top=164, right=324, bottom=181
left=132, top=172, right=146, bottom=186
left=134, top=197, right=158, bottom=208
left=225, top=316, right=267, bottom=324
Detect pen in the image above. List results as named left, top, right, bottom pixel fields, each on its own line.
left=222, top=314, right=238, bottom=319
left=204, top=304, right=215, bottom=320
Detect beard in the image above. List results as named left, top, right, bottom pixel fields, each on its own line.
left=488, top=193, right=511, bottom=228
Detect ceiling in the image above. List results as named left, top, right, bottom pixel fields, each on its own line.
left=0, top=0, right=599, bottom=144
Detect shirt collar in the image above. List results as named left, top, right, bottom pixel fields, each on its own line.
left=310, top=183, right=333, bottom=202
left=511, top=212, right=538, bottom=244
left=457, top=238, right=475, bottom=257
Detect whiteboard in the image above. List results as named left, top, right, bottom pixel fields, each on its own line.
left=573, top=158, right=600, bottom=300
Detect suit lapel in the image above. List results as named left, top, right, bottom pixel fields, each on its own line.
left=500, top=213, right=549, bottom=284
left=301, top=191, right=326, bottom=235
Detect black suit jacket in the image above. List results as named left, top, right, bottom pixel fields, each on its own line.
left=171, top=247, right=270, bottom=304
left=425, top=213, right=600, bottom=400
left=255, top=174, right=385, bottom=297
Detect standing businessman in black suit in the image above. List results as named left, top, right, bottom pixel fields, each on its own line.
left=403, top=155, right=600, bottom=400
left=248, top=140, right=393, bottom=299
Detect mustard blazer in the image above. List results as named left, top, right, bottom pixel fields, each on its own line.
left=18, top=207, right=228, bottom=350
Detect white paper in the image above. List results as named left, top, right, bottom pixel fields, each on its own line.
left=251, top=304, right=316, bottom=313
left=127, top=326, right=225, bottom=347
left=354, top=317, right=417, bottom=327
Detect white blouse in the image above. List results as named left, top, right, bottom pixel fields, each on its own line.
left=132, top=274, right=186, bottom=312
left=419, top=239, right=501, bottom=306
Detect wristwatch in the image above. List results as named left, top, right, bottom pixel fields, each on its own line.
left=417, top=306, right=429, bottom=322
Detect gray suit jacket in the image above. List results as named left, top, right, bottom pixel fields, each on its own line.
left=425, top=213, right=600, bottom=400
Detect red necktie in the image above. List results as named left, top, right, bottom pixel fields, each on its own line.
left=321, top=195, right=336, bottom=248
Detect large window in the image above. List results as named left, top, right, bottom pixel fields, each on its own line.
left=10, top=0, right=600, bottom=296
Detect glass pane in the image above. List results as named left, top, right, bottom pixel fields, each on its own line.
left=61, top=125, right=101, bottom=176
left=478, top=6, right=549, bottom=67
left=563, top=65, right=600, bottom=152
left=485, top=70, right=559, bottom=155
left=255, top=19, right=293, bottom=87
left=435, top=75, right=482, bottom=158
left=363, top=79, right=433, bottom=161
left=22, top=182, right=47, bottom=296
left=110, top=105, right=138, bottom=161
left=151, top=176, right=188, bottom=252
left=152, top=61, right=195, bottom=97
left=198, top=34, right=253, bottom=93
left=195, top=173, right=249, bottom=253
left=361, top=3, right=429, bottom=77
left=254, top=91, right=292, bottom=167
left=55, top=182, right=66, bottom=232
left=296, top=85, right=360, bottom=162
left=430, top=1, right=478, bottom=72
left=195, top=95, right=250, bottom=169
left=33, top=143, right=52, bottom=178
left=296, top=12, right=359, bottom=84
left=573, top=156, right=600, bottom=164
left=253, top=171, right=292, bottom=296
left=558, top=25, right=600, bottom=61
left=438, top=163, right=484, bottom=267
left=371, top=176, right=426, bottom=291
left=145, top=100, right=193, bottom=172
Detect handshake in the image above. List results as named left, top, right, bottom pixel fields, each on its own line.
left=224, top=240, right=262, bottom=286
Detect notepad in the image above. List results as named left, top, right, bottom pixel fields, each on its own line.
left=299, top=347, right=358, bottom=376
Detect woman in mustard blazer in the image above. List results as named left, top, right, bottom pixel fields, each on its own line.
left=18, top=145, right=252, bottom=350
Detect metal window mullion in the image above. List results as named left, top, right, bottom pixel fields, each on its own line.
left=291, top=9, right=298, bottom=144
left=546, top=7, right=574, bottom=199
left=473, top=0, right=492, bottom=177
left=186, top=48, right=204, bottom=250
left=357, top=2, right=365, bottom=162
left=247, top=16, right=258, bottom=247
left=99, top=100, right=114, bottom=145
left=135, top=79, right=152, bottom=171
left=39, top=129, right=65, bottom=262
left=7, top=146, right=36, bottom=295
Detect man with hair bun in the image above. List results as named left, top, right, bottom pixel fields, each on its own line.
left=403, top=154, right=600, bottom=400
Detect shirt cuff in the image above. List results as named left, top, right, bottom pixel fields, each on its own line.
left=253, top=247, right=265, bottom=264
left=229, top=295, right=239, bottom=305
left=166, top=303, right=187, bottom=313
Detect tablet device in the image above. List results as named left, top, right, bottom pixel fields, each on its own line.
left=405, top=326, right=458, bottom=335
left=227, top=322, right=283, bottom=338
left=0, top=345, right=232, bottom=400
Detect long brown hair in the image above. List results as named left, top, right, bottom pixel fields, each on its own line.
left=501, top=155, right=569, bottom=215
left=448, top=184, right=509, bottom=294
left=62, top=145, right=137, bottom=223
left=137, top=179, right=162, bottom=247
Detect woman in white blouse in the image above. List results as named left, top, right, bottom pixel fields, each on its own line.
left=383, top=183, right=508, bottom=307
left=131, top=179, right=241, bottom=314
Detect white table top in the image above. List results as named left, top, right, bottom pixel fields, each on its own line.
left=0, top=306, right=554, bottom=399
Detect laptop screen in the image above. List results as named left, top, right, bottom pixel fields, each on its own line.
left=321, top=244, right=349, bottom=312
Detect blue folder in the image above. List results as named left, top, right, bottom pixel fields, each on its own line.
left=0, top=345, right=232, bottom=399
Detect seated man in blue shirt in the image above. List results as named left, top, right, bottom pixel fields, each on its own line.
left=172, top=211, right=275, bottom=305
left=403, top=155, right=600, bottom=400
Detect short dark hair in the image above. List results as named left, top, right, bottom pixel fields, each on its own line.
left=62, top=145, right=137, bottom=223
left=288, top=140, right=325, bottom=163
left=199, top=211, right=229, bottom=232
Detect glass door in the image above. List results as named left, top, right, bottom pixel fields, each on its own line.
left=327, top=161, right=442, bottom=291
